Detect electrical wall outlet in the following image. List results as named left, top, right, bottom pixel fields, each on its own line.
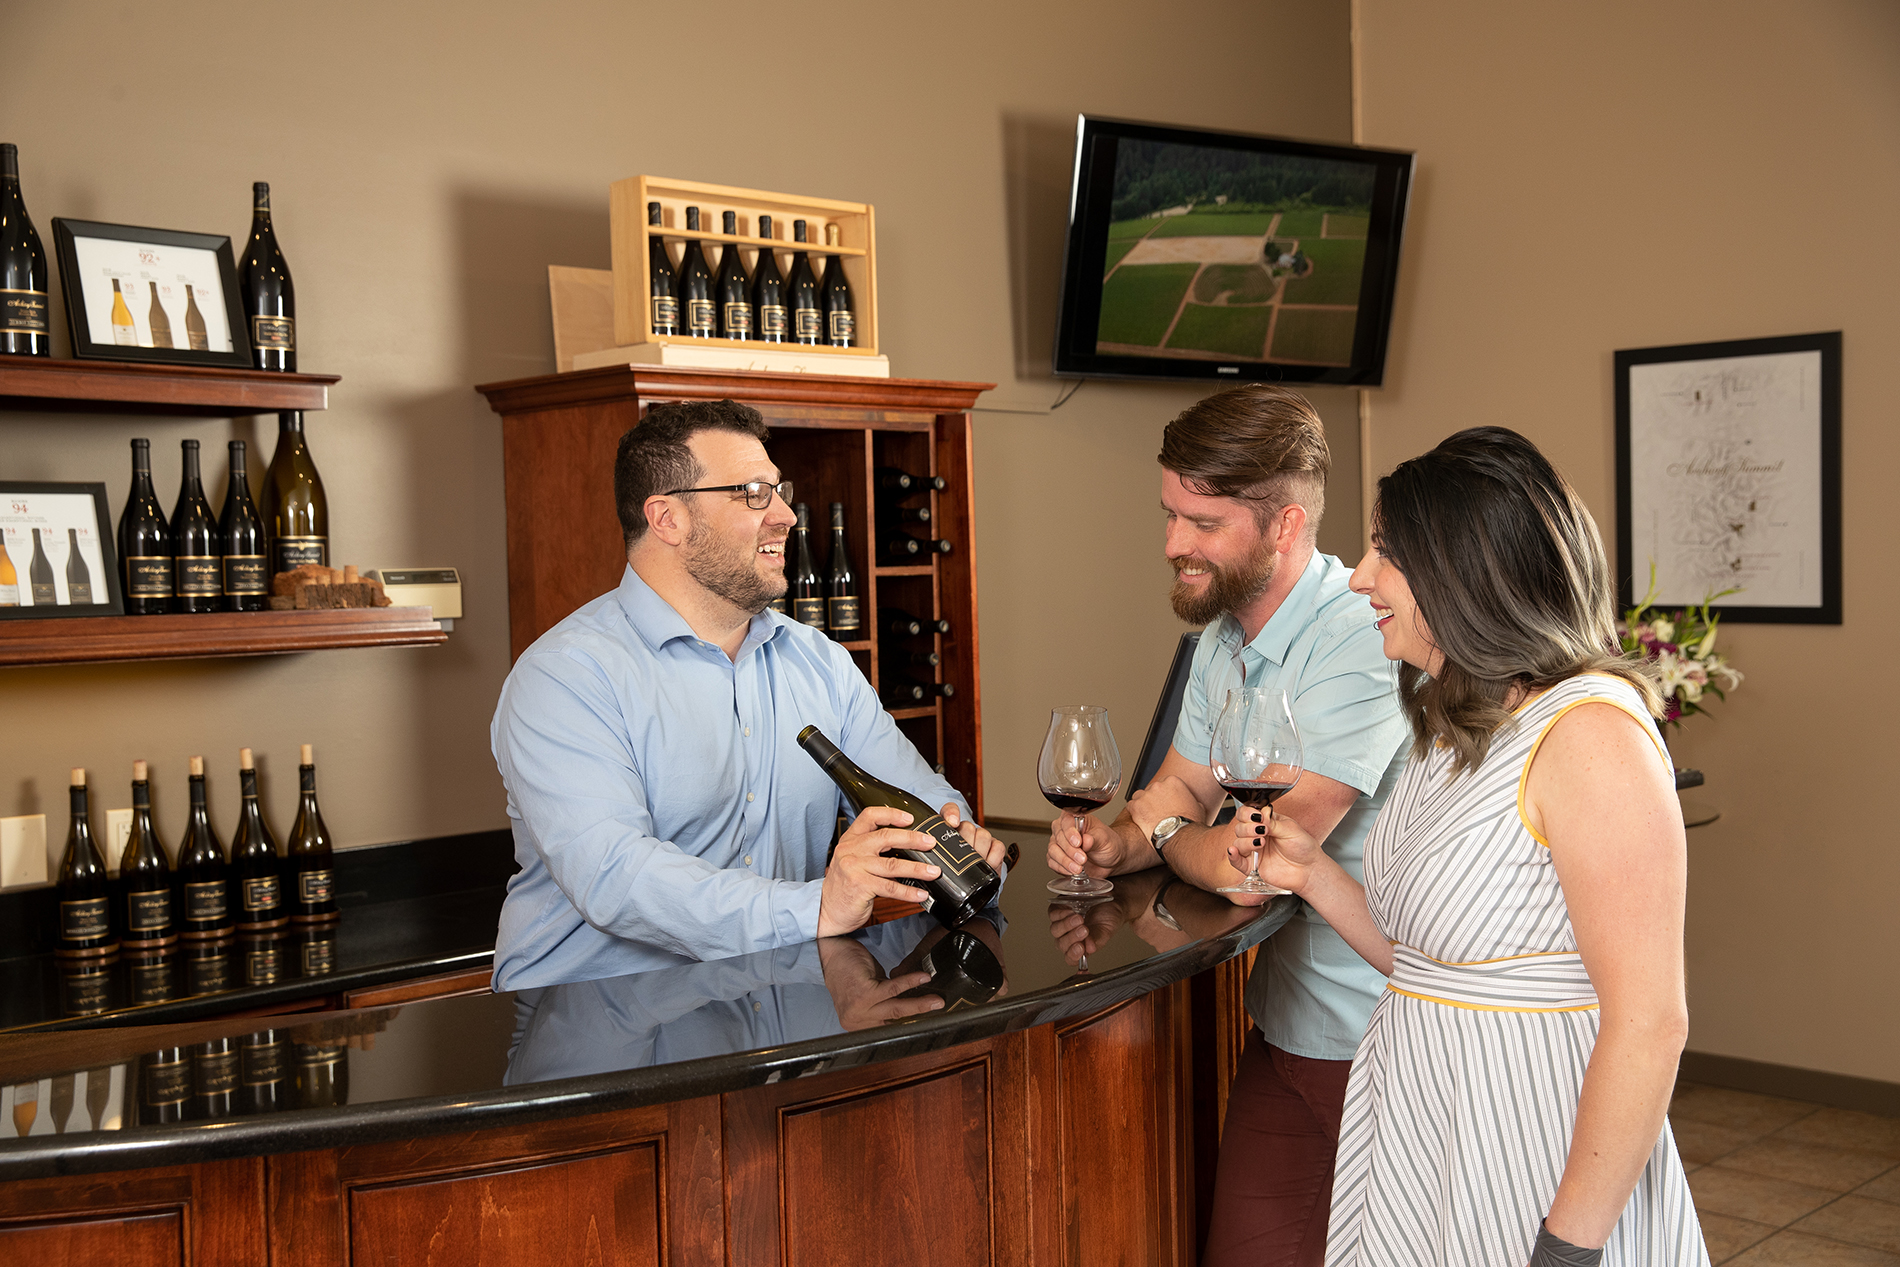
left=0, top=815, right=48, bottom=887
left=105, top=809, right=133, bottom=873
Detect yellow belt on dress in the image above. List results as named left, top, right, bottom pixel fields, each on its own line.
left=1385, top=943, right=1599, bottom=1013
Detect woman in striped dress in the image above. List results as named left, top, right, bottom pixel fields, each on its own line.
left=1241, top=428, right=1708, bottom=1266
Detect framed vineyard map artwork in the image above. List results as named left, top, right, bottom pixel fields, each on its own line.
left=1615, top=331, right=1842, bottom=624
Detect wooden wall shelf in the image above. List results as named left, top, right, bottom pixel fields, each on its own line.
left=0, top=607, right=445, bottom=668
left=0, top=358, right=337, bottom=416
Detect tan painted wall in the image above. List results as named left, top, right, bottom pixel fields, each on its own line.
left=0, top=2, right=1358, bottom=862
left=1357, top=0, right=1900, bottom=1081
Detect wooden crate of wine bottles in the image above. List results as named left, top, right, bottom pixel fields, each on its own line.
left=608, top=175, right=879, bottom=358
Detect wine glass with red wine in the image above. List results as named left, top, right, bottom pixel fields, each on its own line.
left=1210, top=687, right=1302, bottom=896
left=1040, top=705, right=1121, bottom=898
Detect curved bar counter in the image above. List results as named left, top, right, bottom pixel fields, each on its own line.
left=0, top=866, right=1294, bottom=1265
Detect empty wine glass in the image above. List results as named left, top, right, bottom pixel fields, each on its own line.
left=1210, top=687, right=1303, bottom=896
left=1041, top=705, right=1121, bottom=898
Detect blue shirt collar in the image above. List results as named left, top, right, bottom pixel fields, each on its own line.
left=1215, top=551, right=1327, bottom=668
left=615, top=564, right=786, bottom=659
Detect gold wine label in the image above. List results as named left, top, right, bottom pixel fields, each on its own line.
left=759, top=305, right=788, bottom=336
left=144, top=1057, right=191, bottom=1107
left=913, top=813, right=988, bottom=876
left=176, top=557, right=222, bottom=597
left=246, top=944, right=283, bottom=984
left=129, top=960, right=173, bottom=1004
left=296, top=1044, right=345, bottom=1070
left=272, top=537, right=327, bottom=571
left=243, top=875, right=281, bottom=912
left=301, top=937, right=335, bottom=975
left=185, top=881, right=228, bottom=922
left=251, top=314, right=294, bottom=350
left=195, top=1048, right=240, bottom=1096
left=651, top=295, right=679, bottom=328
left=60, top=969, right=111, bottom=1016
left=793, top=597, right=827, bottom=628
left=827, top=595, right=860, bottom=632
left=829, top=311, right=855, bottom=343
left=59, top=897, right=110, bottom=940
left=768, top=596, right=789, bottom=614
left=794, top=309, right=822, bottom=340
left=127, top=556, right=173, bottom=597
left=188, top=953, right=232, bottom=994
left=722, top=301, right=753, bottom=335
left=127, top=889, right=171, bottom=931
left=242, top=1040, right=285, bottom=1086
left=687, top=299, right=716, bottom=333
left=297, top=869, right=333, bottom=904
left=0, top=290, right=49, bottom=334
left=223, top=555, right=268, bottom=595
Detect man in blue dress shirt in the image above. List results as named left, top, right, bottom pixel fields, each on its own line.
left=1045, top=385, right=1410, bottom=1267
left=491, top=399, right=1002, bottom=992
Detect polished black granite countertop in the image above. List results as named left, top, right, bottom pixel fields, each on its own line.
left=0, top=860, right=1297, bottom=1179
left=0, top=830, right=515, bottom=1034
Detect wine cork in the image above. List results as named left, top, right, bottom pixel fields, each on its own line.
left=70, top=767, right=85, bottom=787
left=239, top=747, right=254, bottom=771
left=133, top=759, right=148, bottom=781
left=300, top=743, right=314, bottom=765
left=343, top=565, right=359, bottom=583
left=189, top=755, right=204, bottom=777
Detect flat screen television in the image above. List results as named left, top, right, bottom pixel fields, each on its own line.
left=1054, top=115, right=1414, bottom=387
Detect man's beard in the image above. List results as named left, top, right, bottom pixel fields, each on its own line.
left=1169, top=547, right=1276, bottom=625
left=683, top=517, right=786, bottom=615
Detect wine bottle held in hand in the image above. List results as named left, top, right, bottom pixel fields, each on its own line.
left=287, top=745, right=338, bottom=924
left=238, top=182, right=295, bottom=371
left=0, top=142, right=51, bottom=357
left=1041, top=706, right=1121, bottom=898
left=1210, top=687, right=1302, bottom=896
left=798, top=726, right=1000, bottom=930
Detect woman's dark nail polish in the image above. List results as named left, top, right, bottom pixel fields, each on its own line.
left=1255, top=825, right=1266, bottom=835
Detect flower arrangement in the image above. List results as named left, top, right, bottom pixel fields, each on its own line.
left=1620, top=565, right=1744, bottom=728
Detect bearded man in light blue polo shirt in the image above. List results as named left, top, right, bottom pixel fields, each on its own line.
left=1045, top=384, right=1408, bottom=1267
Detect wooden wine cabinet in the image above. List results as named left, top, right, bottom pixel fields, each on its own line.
left=475, top=365, right=992, bottom=816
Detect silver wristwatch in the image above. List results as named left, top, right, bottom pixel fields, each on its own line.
left=1149, top=815, right=1192, bottom=858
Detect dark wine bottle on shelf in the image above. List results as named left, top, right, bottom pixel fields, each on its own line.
left=239, top=1029, right=288, bottom=1115
left=788, top=503, right=826, bottom=630
left=137, top=1048, right=192, bottom=1126
left=119, top=439, right=173, bottom=616
left=0, top=143, right=51, bottom=357
left=231, top=747, right=286, bottom=933
left=897, top=649, right=941, bottom=670
left=883, top=681, right=927, bottom=705
left=64, top=528, right=93, bottom=604
left=121, top=760, right=176, bottom=950
left=176, top=756, right=232, bottom=941
left=675, top=206, right=715, bottom=338
left=786, top=220, right=821, bottom=345
left=287, top=745, right=337, bottom=923
left=797, top=726, right=1000, bottom=930
left=882, top=504, right=930, bottom=526
left=820, top=223, right=855, bottom=348
left=824, top=502, right=859, bottom=640
left=714, top=210, right=752, bottom=340
left=147, top=282, right=174, bottom=349
left=646, top=201, right=677, bottom=336
left=264, top=411, right=328, bottom=574
left=56, top=768, right=116, bottom=958
left=238, top=182, right=295, bottom=371
left=219, top=441, right=268, bottom=611
left=889, top=675, right=955, bottom=701
left=881, top=607, right=950, bottom=637
left=193, top=1037, right=239, bottom=1119
left=921, top=537, right=954, bottom=556
left=750, top=214, right=786, bottom=343
left=171, top=440, right=222, bottom=614
left=876, top=467, right=947, bottom=495
left=27, top=528, right=56, bottom=605
left=184, top=285, right=209, bottom=350
left=881, top=533, right=922, bottom=563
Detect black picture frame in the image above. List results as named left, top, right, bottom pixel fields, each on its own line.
left=1614, top=331, right=1842, bottom=624
left=0, top=481, right=125, bottom=619
left=50, top=218, right=253, bottom=369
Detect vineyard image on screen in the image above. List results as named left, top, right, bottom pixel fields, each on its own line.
left=1095, top=140, right=1376, bottom=366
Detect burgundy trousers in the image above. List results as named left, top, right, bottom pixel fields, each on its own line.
left=1201, top=1031, right=1355, bottom=1267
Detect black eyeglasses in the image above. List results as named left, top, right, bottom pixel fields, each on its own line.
left=662, top=480, right=793, bottom=510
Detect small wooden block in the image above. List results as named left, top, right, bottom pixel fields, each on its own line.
left=294, top=583, right=380, bottom=610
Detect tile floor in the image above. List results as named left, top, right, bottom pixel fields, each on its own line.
left=1674, top=1082, right=1900, bottom=1263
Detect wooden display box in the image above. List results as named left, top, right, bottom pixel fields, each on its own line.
left=609, top=175, right=879, bottom=358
